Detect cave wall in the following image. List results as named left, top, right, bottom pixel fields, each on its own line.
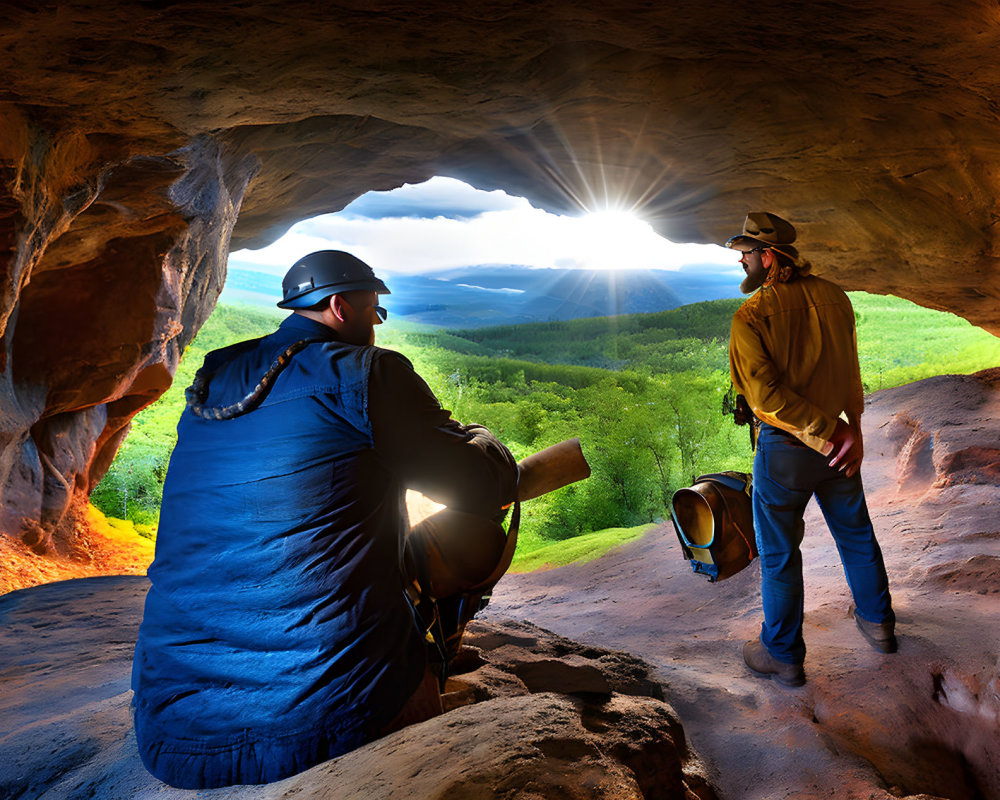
left=2, top=0, right=1000, bottom=546
left=0, top=112, right=257, bottom=547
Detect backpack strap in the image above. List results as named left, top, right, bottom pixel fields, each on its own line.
left=694, top=471, right=752, bottom=496
left=479, top=498, right=520, bottom=589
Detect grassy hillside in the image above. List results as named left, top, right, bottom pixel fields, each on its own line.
left=435, top=292, right=1000, bottom=390
left=850, top=293, right=1000, bottom=391
left=92, top=292, right=1000, bottom=560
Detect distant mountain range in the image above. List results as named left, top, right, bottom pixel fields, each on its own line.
left=221, top=262, right=742, bottom=328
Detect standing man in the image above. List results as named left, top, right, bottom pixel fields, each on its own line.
left=726, top=213, right=896, bottom=688
left=132, top=250, right=517, bottom=788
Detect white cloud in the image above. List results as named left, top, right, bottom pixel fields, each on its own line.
left=230, top=178, right=737, bottom=277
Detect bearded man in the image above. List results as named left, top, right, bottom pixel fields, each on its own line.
left=726, top=212, right=896, bottom=688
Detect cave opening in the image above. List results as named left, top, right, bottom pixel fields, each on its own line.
left=221, top=176, right=740, bottom=323
left=83, top=171, right=1000, bottom=547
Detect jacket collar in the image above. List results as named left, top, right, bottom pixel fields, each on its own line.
left=277, top=313, right=339, bottom=341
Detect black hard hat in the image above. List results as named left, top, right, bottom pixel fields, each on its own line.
left=277, top=250, right=390, bottom=309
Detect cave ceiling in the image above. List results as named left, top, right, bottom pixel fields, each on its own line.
left=2, top=0, right=1000, bottom=542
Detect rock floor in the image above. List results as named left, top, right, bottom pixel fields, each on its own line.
left=0, top=577, right=715, bottom=799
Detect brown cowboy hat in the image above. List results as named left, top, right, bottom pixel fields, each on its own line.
left=725, top=212, right=800, bottom=262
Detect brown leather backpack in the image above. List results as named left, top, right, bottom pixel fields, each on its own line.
left=670, top=471, right=757, bottom=582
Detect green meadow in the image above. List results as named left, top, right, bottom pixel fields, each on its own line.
left=91, top=292, right=1000, bottom=569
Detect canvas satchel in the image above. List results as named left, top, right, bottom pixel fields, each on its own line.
left=670, top=471, right=757, bottom=582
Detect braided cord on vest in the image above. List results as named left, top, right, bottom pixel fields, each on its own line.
left=185, top=338, right=326, bottom=420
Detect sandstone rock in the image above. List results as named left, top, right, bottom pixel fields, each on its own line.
left=3, top=0, right=1000, bottom=552
left=489, top=646, right=613, bottom=695
left=865, top=368, right=1000, bottom=496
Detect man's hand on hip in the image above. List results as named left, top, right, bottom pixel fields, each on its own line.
left=827, top=419, right=863, bottom=477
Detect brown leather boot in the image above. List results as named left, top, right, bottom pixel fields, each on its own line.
left=743, top=639, right=805, bottom=687
left=854, top=608, right=898, bottom=653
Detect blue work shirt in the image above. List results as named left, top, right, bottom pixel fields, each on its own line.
left=131, top=314, right=514, bottom=788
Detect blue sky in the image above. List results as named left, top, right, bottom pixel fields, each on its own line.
left=229, top=176, right=739, bottom=282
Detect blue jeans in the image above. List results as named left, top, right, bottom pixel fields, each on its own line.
left=753, top=423, right=893, bottom=664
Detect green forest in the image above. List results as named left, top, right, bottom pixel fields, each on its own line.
left=91, top=292, right=1000, bottom=567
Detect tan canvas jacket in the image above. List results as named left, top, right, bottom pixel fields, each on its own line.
left=729, top=274, right=864, bottom=454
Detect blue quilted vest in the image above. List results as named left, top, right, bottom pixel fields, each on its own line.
left=131, top=315, right=425, bottom=788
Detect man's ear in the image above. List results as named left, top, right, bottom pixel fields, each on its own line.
left=761, top=249, right=775, bottom=269
left=330, top=294, right=349, bottom=323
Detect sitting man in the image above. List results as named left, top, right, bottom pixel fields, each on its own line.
left=131, top=250, right=517, bottom=788
left=726, top=213, right=896, bottom=688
